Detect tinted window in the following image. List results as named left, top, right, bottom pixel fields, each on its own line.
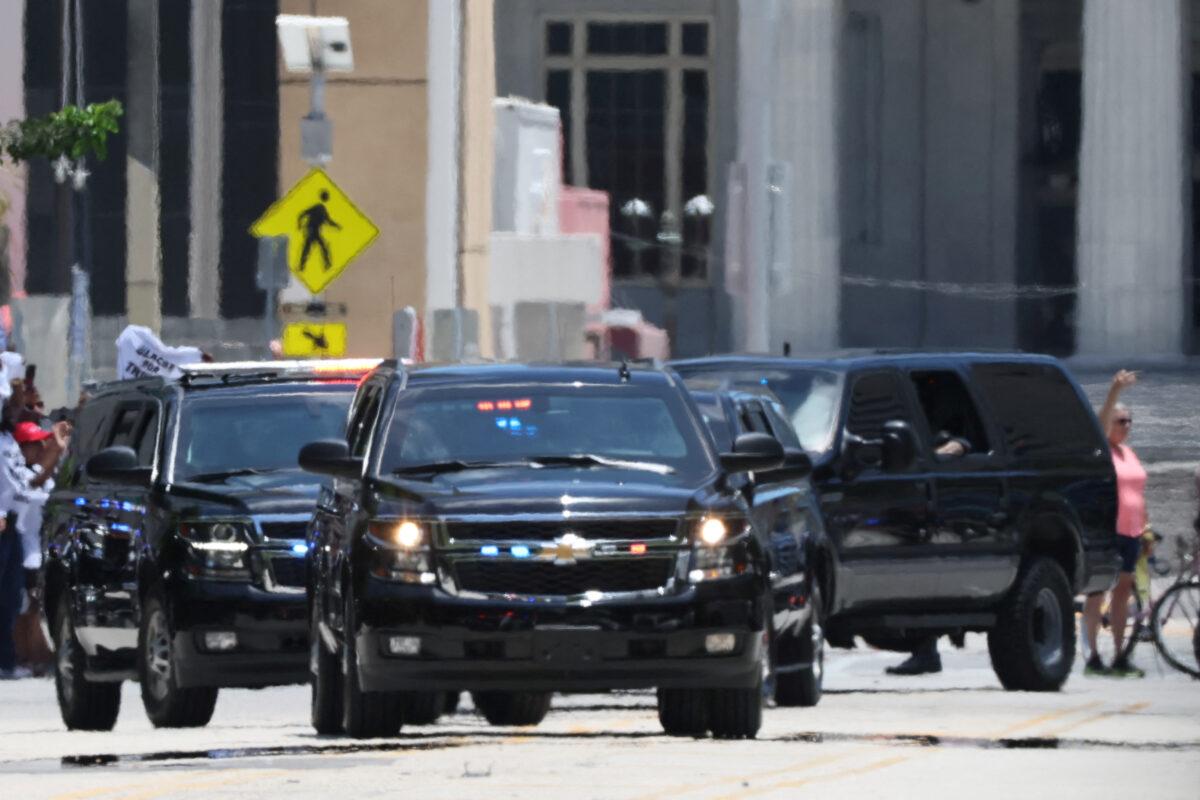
left=679, top=368, right=843, bottom=454
left=172, top=384, right=354, bottom=481
left=761, top=400, right=803, bottom=451
left=846, top=371, right=913, bottom=440
left=691, top=394, right=734, bottom=452
left=909, top=370, right=991, bottom=455
left=378, top=383, right=714, bottom=484
left=107, top=406, right=142, bottom=448
left=971, top=363, right=1103, bottom=457
left=135, top=407, right=160, bottom=467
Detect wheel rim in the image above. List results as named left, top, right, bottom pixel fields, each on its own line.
left=145, top=610, right=172, bottom=701
left=811, top=618, right=824, bottom=684
left=1032, top=587, right=1064, bottom=667
left=57, top=616, right=75, bottom=706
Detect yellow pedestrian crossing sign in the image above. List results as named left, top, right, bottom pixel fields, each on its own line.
left=250, top=169, right=379, bottom=295
left=281, top=322, right=348, bottom=358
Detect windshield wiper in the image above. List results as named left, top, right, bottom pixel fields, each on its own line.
left=184, top=467, right=276, bottom=484
left=390, top=460, right=528, bottom=476
left=526, top=454, right=674, bottom=475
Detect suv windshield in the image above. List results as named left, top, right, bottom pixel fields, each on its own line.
left=681, top=368, right=843, bottom=455
left=172, top=384, right=353, bottom=482
left=377, top=383, right=715, bottom=484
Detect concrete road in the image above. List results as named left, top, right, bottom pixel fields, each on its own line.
left=2, top=635, right=1197, bottom=800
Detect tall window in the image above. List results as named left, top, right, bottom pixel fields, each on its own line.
left=542, top=18, right=714, bottom=281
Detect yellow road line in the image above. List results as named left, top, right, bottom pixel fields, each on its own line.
left=708, top=755, right=912, bottom=800
left=631, top=750, right=865, bottom=800
left=1041, top=702, right=1150, bottom=738
left=992, top=700, right=1104, bottom=738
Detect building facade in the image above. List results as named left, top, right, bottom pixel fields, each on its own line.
left=16, top=0, right=495, bottom=385
left=496, top=0, right=1200, bottom=358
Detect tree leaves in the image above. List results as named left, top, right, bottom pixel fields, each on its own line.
left=0, top=100, right=124, bottom=164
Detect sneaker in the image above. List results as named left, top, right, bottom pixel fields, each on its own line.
left=0, top=666, right=33, bottom=680
left=885, top=652, right=942, bottom=676
left=1110, top=657, right=1145, bottom=678
left=1084, top=654, right=1109, bottom=676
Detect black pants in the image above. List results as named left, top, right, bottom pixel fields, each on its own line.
left=0, top=515, right=24, bottom=672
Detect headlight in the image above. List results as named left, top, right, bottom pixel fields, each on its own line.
left=697, top=517, right=729, bottom=547
left=179, top=521, right=252, bottom=552
left=368, top=520, right=425, bottom=550
left=179, top=521, right=252, bottom=575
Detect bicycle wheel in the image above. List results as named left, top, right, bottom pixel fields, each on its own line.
left=1151, top=581, right=1200, bottom=679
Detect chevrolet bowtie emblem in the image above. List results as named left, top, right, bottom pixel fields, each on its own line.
left=541, top=533, right=594, bottom=565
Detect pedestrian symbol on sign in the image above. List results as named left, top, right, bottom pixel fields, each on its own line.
left=298, top=190, right=342, bottom=272
left=249, top=169, right=379, bottom=294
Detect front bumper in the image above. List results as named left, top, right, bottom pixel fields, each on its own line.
left=168, top=577, right=308, bottom=689
left=353, top=579, right=764, bottom=693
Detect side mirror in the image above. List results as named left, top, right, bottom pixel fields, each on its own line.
left=770, top=448, right=813, bottom=479
left=720, top=433, right=786, bottom=474
left=881, top=420, right=917, bottom=473
left=299, top=439, right=363, bottom=480
left=86, top=446, right=152, bottom=487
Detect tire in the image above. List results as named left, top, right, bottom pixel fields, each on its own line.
left=987, top=557, right=1075, bottom=692
left=310, top=602, right=343, bottom=735
left=472, top=691, right=552, bottom=727
left=708, top=681, right=762, bottom=740
left=1150, top=581, right=1200, bottom=679
left=775, top=586, right=824, bottom=708
left=54, top=602, right=121, bottom=731
left=139, top=593, right=218, bottom=728
left=400, top=691, right=446, bottom=725
left=656, top=688, right=709, bottom=737
left=340, top=594, right=402, bottom=739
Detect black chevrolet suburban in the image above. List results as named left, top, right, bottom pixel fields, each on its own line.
left=672, top=352, right=1119, bottom=692
left=40, top=360, right=374, bottom=730
left=300, top=362, right=817, bottom=740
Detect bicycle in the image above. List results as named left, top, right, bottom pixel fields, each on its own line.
left=1149, top=529, right=1200, bottom=679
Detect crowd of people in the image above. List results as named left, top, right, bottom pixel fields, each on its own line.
left=0, top=352, right=70, bottom=679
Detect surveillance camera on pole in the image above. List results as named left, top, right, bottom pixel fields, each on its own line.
left=276, top=14, right=354, bottom=166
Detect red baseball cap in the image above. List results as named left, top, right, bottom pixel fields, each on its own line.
left=13, top=421, right=52, bottom=445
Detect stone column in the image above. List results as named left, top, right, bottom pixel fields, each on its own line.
left=125, top=0, right=162, bottom=332
left=188, top=0, right=222, bottom=320
left=1076, top=0, right=1189, bottom=356
left=768, top=0, right=842, bottom=352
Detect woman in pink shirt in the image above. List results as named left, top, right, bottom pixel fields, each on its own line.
left=1083, top=370, right=1146, bottom=677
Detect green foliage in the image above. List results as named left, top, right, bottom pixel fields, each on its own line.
left=0, top=100, right=124, bottom=164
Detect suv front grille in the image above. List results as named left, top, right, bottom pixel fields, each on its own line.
left=452, top=558, right=674, bottom=597
left=268, top=556, right=306, bottom=588
left=444, top=519, right=680, bottom=543
left=260, top=521, right=309, bottom=541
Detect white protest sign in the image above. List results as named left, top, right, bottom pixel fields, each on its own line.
left=115, top=325, right=204, bottom=380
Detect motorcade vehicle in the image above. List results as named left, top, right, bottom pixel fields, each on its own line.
left=672, top=352, right=1119, bottom=691
left=40, top=359, right=377, bottom=730
left=688, top=387, right=826, bottom=707
left=300, top=361, right=813, bottom=740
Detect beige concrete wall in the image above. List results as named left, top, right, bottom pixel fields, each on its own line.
left=460, top=0, right=496, bottom=357
left=278, top=0, right=430, bottom=358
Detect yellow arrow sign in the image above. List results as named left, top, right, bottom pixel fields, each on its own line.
left=250, top=169, right=379, bottom=295
left=281, top=322, right=348, bottom=358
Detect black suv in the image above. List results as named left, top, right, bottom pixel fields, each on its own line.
left=673, top=353, right=1119, bottom=692
left=300, top=362, right=816, bottom=740
left=40, top=360, right=373, bottom=731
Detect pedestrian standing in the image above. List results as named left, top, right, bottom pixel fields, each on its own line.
left=1083, top=370, right=1147, bottom=677
left=0, top=357, right=26, bottom=679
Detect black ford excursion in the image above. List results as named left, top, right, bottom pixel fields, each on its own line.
left=672, top=352, right=1119, bottom=692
